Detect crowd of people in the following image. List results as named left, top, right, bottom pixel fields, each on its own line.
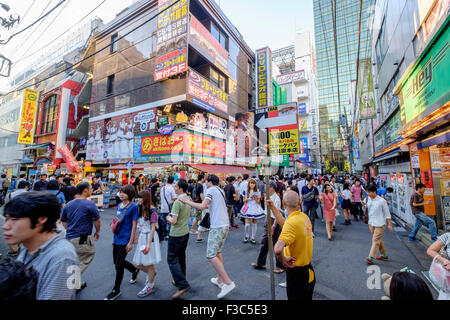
left=0, top=170, right=449, bottom=301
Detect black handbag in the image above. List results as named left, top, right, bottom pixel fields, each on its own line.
left=199, top=212, right=210, bottom=229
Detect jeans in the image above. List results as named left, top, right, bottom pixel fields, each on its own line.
left=167, top=234, right=190, bottom=289
left=286, top=264, right=315, bottom=300
left=409, top=212, right=438, bottom=241
left=113, top=244, right=137, bottom=291
left=303, top=204, right=316, bottom=233
left=256, top=222, right=284, bottom=269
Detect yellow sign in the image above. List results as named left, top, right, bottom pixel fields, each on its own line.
left=176, top=111, right=188, bottom=123
left=18, top=89, right=39, bottom=144
left=269, top=126, right=300, bottom=155
left=299, top=120, right=307, bottom=131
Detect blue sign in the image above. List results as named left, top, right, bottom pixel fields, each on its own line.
left=298, top=103, right=307, bottom=114
left=126, top=161, right=134, bottom=168
left=158, top=124, right=176, bottom=135
left=299, top=137, right=308, bottom=150
left=192, top=98, right=215, bottom=113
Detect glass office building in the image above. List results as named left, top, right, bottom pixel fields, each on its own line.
left=313, top=0, right=372, bottom=169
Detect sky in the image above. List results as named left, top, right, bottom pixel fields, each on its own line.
left=0, top=0, right=315, bottom=91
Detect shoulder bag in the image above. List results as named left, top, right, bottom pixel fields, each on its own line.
left=110, top=203, right=132, bottom=234
left=200, top=187, right=226, bottom=229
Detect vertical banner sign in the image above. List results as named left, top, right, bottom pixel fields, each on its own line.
left=154, top=0, right=189, bottom=81
left=57, top=145, right=81, bottom=173
left=18, top=89, right=39, bottom=144
left=256, top=47, right=273, bottom=109
left=358, top=58, right=376, bottom=120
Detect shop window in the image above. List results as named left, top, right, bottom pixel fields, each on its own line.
left=110, top=33, right=118, bottom=53
left=107, top=74, right=115, bottom=95
left=210, top=66, right=228, bottom=92
left=210, top=21, right=228, bottom=50
left=41, top=95, right=58, bottom=134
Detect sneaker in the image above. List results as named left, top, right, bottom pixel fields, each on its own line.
left=104, top=290, right=121, bottom=300
left=332, top=226, right=337, bottom=232
left=365, top=257, right=374, bottom=265
left=232, top=225, right=240, bottom=229
left=190, top=230, right=198, bottom=235
left=130, top=270, right=139, bottom=284
left=279, top=282, right=287, bottom=288
left=408, top=237, right=420, bottom=242
left=243, top=237, right=249, bottom=243
left=196, top=238, right=203, bottom=243
left=376, top=255, right=388, bottom=260
left=7, top=251, right=19, bottom=257
left=211, top=277, right=224, bottom=288
left=251, top=239, right=256, bottom=244
left=99, top=209, right=104, bottom=212
left=217, top=282, right=236, bottom=299
left=137, top=285, right=156, bottom=298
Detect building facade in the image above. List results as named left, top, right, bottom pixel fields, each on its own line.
left=272, top=31, right=320, bottom=173
left=313, top=0, right=372, bottom=170
left=370, top=0, right=449, bottom=232
left=84, top=0, right=255, bottom=169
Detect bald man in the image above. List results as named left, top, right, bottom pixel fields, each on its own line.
left=274, top=190, right=315, bottom=300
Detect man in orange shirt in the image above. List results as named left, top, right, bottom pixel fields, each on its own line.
left=274, top=190, right=315, bottom=300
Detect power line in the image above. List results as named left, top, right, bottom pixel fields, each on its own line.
left=15, top=0, right=107, bottom=64
left=0, top=0, right=67, bottom=45
left=8, top=0, right=53, bottom=54
left=3, top=0, right=182, bottom=95
left=17, top=0, right=72, bottom=62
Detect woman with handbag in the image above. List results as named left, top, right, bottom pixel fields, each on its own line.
left=321, top=184, right=337, bottom=241
left=132, top=190, right=161, bottom=298
left=240, top=179, right=265, bottom=244
left=105, top=185, right=140, bottom=300
left=427, top=232, right=450, bottom=300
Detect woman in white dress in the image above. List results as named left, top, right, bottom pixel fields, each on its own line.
left=110, top=121, right=119, bottom=159
left=240, top=178, right=265, bottom=244
left=133, top=190, right=161, bottom=297
left=125, top=117, right=134, bottom=158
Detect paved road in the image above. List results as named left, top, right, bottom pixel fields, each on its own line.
left=0, top=206, right=437, bottom=300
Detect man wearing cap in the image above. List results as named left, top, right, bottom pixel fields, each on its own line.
left=251, top=181, right=285, bottom=273
left=33, top=173, right=48, bottom=191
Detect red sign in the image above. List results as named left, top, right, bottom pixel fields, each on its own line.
left=57, top=145, right=81, bottom=173
left=421, top=169, right=433, bottom=188
left=154, top=59, right=187, bottom=81
left=390, top=174, right=396, bottom=182
left=397, top=174, right=405, bottom=184
left=141, top=131, right=185, bottom=156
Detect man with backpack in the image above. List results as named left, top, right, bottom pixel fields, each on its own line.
left=180, top=175, right=236, bottom=299
left=160, top=176, right=177, bottom=239
left=1, top=174, right=11, bottom=197
left=188, top=174, right=205, bottom=242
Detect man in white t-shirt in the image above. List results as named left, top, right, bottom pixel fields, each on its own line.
left=297, top=173, right=307, bottom=194
left=180, top=175, right=235, bottom=299
left=161, top=176, right=177, bottom=215
left=251, top=181, right=285, bottom=272
left=239, top=174, right=249, bottom=197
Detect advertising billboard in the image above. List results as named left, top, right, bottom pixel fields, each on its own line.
left=154, top=0, right=189, bottom=81
left=276, top=70, right=306, bottom=85
left=398, top=19, right=449, bottom=127
left=256, top=47, right=273, bottom=109
left=17, top=89, right=39, bottom=144
left=268, top=124, right=300, bottom=156
left=298, top=102, right=307, bottom=114
left=57, top=145, right=81, bottom=173
left=187, top=69, right=228, bottom=113
left=358, top=58, right=376, bottom=120
left=87, top=108, right=157, bottom=162
left=189, top=14, right=228, bottom=72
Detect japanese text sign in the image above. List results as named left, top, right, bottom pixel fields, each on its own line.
left=188, top=69, right=228, bottom=113
left=57, top=145, right=81, bottom=173
left=18, top=89, right=39, bottom=144
left=256, top=47, right=272, bottom=109
left=269, top=124, right=300, bottom=155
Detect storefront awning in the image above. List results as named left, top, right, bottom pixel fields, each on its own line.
left=373, top=148, right=401, bottom=163
left=187, top=164, right=255, bottom=175
left=106, top=163, right=173, bottom=171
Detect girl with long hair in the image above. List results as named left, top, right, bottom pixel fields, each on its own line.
left=132, top=190, right=161, bottom=297
left=341, top=182, right=352, bottom=225
left=321, top=184, right=337, bottom=240
left=240, top=178, right=265, bottom=244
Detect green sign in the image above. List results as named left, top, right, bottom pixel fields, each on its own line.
left=158, top=116, right=169, bottom=127
left=374, top=109, right=402, bottom=154
left=358, top=58, right=376, bottom=120
left=398, top=17, right=450, bottom=126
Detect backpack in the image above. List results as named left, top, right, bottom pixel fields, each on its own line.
left=156, top=214, right=168, bottom=242
left=191, top=183, right=201, bottom=203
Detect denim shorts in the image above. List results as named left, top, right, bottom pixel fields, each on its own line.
left=206, top=226, right=229, bottom=259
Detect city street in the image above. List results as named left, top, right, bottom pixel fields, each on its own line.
left=1, top=207, right=436, bottom=300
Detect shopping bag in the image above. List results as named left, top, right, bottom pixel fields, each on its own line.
left=429, top=256, right=450, bottom=293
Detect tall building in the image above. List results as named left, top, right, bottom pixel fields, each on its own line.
left=313, top=0, right=372, bottom=170
left=79, top=0, right=255, bottom=171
